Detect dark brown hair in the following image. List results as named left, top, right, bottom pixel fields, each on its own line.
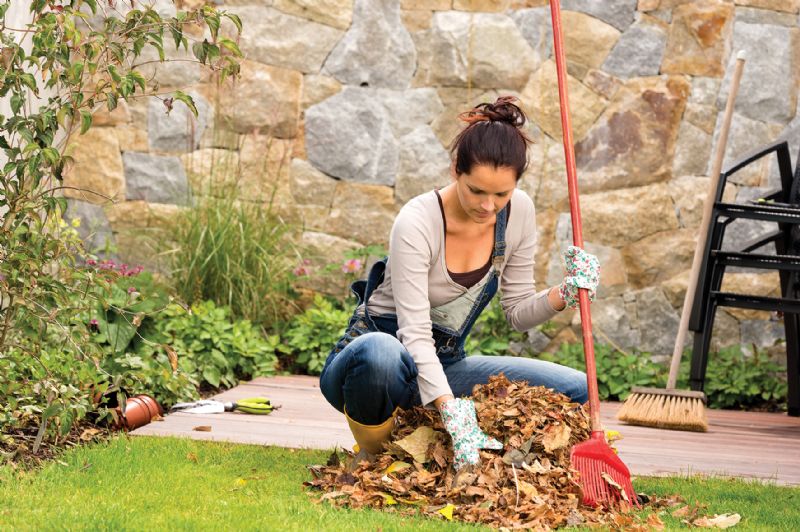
left=450, top=96, right=532, bottom=180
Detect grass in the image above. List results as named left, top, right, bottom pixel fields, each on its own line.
left=0, top=436, right=798, bottom=531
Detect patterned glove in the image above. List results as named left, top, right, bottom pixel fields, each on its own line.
left=558, top=245, right=600, bottom=309
left=439, top=398, right=503, bottom=470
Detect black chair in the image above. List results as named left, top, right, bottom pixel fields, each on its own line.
left=688, top=139, right=800, bottom=416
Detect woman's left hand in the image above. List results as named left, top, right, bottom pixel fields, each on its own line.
left=558, top=245, right=600, bottom=309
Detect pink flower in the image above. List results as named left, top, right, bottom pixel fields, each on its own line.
left=90, top=319, right=98, bottom=326
left=341, top=258, right=362, bottom=274
left=293, top=259, right=312, bottom=277
left=87, top=259, right=97, bottom=266
left=127, top=286, right=137, bottom=294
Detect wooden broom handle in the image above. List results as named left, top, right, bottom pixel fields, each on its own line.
left=667, top=52, right=746, bottom=389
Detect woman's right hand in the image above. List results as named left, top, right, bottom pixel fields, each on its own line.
left=439, top=398, right=503, bottom=470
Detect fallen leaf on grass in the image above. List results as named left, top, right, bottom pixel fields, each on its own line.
left=694, top=513, right=742, bottom=529
left=646, top=512, right=665, bottom=530
left=438, top=503, right=455, bottom=520
left=186, top=452, right=198, bottom=462
left=193, top=425, right=212, bottom=432
left=151, top=414, right=164, bottom=422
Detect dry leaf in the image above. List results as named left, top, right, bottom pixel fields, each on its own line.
left=438, top=503, right=455, bottom=520
left=672, top=505, right=691, bottom=518
left=165, top=345, right=179, bottom=371
left=305, top=374, right=674, bottom=530
left=395, top=426, right=438, bottom=463
left=646, top=513, right=665, bottom=530
left=79, top=428, right=101, bottom=441
left=384, top=461, right=412, bottom=475
left=601, top=472, right=630, bottom=503
left=694, top=513, right=742, bottom=529
left=186, top=452, right=198, bottom=462
left=542, top=424, right=571, bottom=452
left=192, top=425, right=212, bottom=432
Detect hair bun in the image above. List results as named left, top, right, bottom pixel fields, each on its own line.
left=458, top=96, right=526, bottom=128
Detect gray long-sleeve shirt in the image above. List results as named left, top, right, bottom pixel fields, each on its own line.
left=366, top=188, right=561, bottom=406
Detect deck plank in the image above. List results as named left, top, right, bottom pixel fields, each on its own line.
left=132, top=375, right=800, bottom=485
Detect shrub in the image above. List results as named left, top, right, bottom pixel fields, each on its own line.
left=139, top=301, right=280, bottom=389
left=0, top=0, right=242, bottom=452
left=282, top=295, right=349, bottom=375
left=537, top=341, right=788, bottom=410
left=168, top=180, right=302, bottom=332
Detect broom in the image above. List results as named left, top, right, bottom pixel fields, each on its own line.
left=616, top=52, right=747, bottom=432
left=548, top=0, right=637, bottom=506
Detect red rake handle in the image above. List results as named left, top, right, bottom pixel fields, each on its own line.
left=549, top=0, right=601, bottom=433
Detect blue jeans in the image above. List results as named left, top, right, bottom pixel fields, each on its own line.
left=319, top=331, right=588, bottom=425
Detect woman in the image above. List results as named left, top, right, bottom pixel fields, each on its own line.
left=319, top=96, right=598, bottom=471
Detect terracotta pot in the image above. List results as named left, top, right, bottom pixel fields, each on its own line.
left=120, top=394, right=163, bottom=430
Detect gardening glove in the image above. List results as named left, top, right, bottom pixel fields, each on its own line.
left=439, top=398, right=503, bottom=470
left=558, top=245, right=600, bottom=310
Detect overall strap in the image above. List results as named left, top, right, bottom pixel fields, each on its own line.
left=491, top=202, right=510, bottom=272
left=359, top=257, right=388, bottom=331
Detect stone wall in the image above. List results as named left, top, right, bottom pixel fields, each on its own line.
left=63, top=0, right=799, bottom=357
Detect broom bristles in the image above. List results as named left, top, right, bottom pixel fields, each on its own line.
left=616, top=389, right=708, bottom=432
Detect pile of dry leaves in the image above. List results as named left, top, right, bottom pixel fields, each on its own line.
left=306, top=375, right=664, bottom=529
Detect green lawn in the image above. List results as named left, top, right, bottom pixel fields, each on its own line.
left=0, top=436, right=797, bottom=531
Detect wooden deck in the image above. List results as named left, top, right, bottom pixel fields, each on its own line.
left=132, top=375, right=800, bottom=485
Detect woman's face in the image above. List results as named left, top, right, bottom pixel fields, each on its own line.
left=455, top=164, right=517, bottom=224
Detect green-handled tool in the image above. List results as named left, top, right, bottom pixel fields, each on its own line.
left=170, top=397, right=276, bottom=415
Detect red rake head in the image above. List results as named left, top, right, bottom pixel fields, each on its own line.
left=570, top=432, right=638, bottom=508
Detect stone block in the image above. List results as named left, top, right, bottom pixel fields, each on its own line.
left=272, top=0, right=354, bottom=30
left=302, top=74, right=342, bottom=111
left=586, top=296, right=641, bottom=351
left=575, top=76, right=690, bottom=192
left=622, top=229, right=696, bottom=289
left=661, top=1, right=735, bottom=77
left=232, top=6, right=343, bottom=74
left=323, top=0, right=416, bottom=89
left=217, top=60, right=302, bottom=138
left=123, top=152, right=189, bottom=205
left=430, top=87, right=504, bottom=148
left=509, top=7, right=552, bottom=65
left=718, top=21, right=800, bottom=124
left=289, top=158, right=339, bottom=206
left=180, top=148, right=241, bottom=195
left=603, top=17, right=667, bottom=78
left=561, top=10, right=621, bottom=70
left=672, top=120, right=712, bottom=177
left=581, top=183, right=680, bottom=247
left=521, top=60, right=607, bottom=143
left=306, top=87, right=398, bottom=185
left=414, top=12, right=537, bottom=90
left=114, top=125, right=149, bottom=153
left=394, top=126, right=450, bottom=205
left=453, top=0, right=509, bottom=10
left=63, top=128, right=125, bottom=204
left=709, top=112, right=784, bottom=187
left=148, top=91, right=210, bottom=153
left=561, top=0, right=637, bottom=31
left=632, top=286, right=683, bottom=355
left=93, top=100, right=130, bottom=126
left=401, top=9, right=433, bottom=32
left=734, top=0, right=800, bottom=13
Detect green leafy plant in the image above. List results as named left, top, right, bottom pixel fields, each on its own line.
left=537, top=341, right=788, bottom=410
left=537, top=342, right=662, bottom=401
left=139, top=300, right=280, bottom=389
left=465, top=296, right=527, bottom=356
left=0, top=0, right=242, bottom=451
left=282, top=295, right=349, bottom=375
left=702, top=345, right=788, bottom=410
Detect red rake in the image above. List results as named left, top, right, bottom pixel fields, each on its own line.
left=548, top=0, right=637, bottom=507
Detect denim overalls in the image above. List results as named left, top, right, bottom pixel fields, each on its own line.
left=318, top=204, right=510, bottom=424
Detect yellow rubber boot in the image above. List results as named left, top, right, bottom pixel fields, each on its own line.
left=344, top=408, right=396, bottom=455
